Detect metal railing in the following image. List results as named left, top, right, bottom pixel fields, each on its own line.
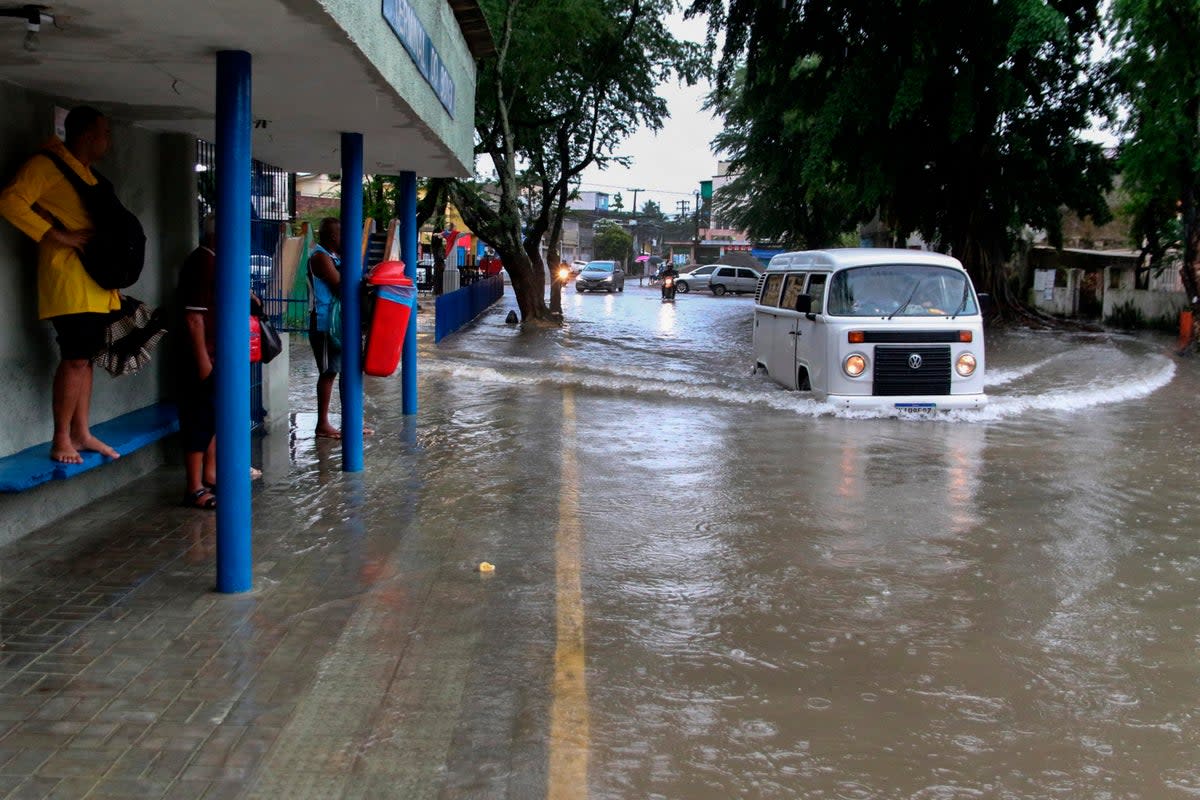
left=434, top=276, right=505, bottom=342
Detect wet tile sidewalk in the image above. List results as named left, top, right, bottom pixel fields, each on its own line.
left=0, top=417, right=560, bottom=799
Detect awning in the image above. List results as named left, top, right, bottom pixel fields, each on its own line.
left=0, top=0, right=490, bottom=175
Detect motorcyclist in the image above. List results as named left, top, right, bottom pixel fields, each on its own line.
left=660, top=262, right=680, bottom=300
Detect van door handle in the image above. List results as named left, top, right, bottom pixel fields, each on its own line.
left=789, top=331, right=802, bottom=336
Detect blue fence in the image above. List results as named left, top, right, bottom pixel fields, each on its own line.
left=435, top=276, right=505, bottom=342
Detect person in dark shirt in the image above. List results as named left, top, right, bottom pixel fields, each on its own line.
left=176, top=216, right=218, bottom=509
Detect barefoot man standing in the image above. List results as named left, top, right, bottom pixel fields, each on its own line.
left=0, top=106, right=122, bottom=464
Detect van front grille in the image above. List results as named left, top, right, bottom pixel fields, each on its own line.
left=873, top=346, right=951, bottom=396
left=863, top=330, right=963, bottom=343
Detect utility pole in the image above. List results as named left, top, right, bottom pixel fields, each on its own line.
left=627, top=187, right=643, bottom=274
left=693, top=189, right=701, bottom=264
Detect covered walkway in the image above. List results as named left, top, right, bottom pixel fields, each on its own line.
left=0, top=0, right=489, bottom=584
left=0, top=311, right=558, bottom=799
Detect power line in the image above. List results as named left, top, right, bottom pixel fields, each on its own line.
left=577, top=181, right=696, bottom=197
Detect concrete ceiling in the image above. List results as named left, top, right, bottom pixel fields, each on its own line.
left=0, top=0, right=476, bottom=176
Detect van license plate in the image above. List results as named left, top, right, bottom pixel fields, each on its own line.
left=895, top=403, right=936, bottom=413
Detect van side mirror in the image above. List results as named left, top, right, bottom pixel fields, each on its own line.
left=794, top=294, right=813, bottom=313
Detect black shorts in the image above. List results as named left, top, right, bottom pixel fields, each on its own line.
left=309, top=327, right=341, bottom=376
left=51, top=312, right=109, bottom=361
left=177, top=373, right=215, bottom=453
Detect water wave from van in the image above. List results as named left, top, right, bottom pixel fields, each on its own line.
left=427, top=337, right=1174, bottom=423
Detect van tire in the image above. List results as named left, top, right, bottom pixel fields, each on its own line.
left=797, top=367, right=812, bottom=391
left=676, top=282, right=690, bottom=294
left=712, top=284, right=727, bottom=296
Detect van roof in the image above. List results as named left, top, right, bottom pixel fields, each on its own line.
left=766, top=248, right=965, bottom=272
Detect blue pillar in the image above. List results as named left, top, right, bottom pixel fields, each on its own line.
left=400, top=171, right=418, bottom=415
left=339, top=133, right=365, bottom=472
left=214, top=50, right=253, bottom=593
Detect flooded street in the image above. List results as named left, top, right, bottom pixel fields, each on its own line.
left=303, top=282, right=1200, bottom=797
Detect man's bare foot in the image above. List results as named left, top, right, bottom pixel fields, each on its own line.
left=74, top=434, right=120, bottom=459
left=50, top=438, right=83, bottom=465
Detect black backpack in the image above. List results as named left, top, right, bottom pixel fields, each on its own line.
left=41, top=151, right=146, bottom=290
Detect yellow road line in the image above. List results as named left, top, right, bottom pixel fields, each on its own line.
left=548, top=387, right=590, bottom=800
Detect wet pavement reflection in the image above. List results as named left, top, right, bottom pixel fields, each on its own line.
left=1, top=282, right=1198, bottom=799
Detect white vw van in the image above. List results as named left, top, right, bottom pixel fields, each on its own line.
left=753, top=249, right=987, bottom=411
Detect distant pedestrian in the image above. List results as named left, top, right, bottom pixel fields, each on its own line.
left=307, top=217, right=343, bottom=439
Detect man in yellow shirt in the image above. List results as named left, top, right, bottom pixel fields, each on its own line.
left=0, top=106, right=122, bottom=464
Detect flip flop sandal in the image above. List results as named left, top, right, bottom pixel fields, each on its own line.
left=182, top=488, right=216, bottom=510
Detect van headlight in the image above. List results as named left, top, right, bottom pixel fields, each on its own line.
left=956, top=352, right=977, bottom=377
left=843, top=353, right=868, bottom=378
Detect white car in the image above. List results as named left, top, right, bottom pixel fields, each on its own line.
left=675, top=264, right=718, bottom=294
left=708, top=265, right=762, bottom=296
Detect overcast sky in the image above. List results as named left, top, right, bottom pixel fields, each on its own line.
left=577, top=11, right=722, bottom=217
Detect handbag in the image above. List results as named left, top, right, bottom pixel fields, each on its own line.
left=258, top=315, right=283, bottom=364
left=249, top=295, right=283, bottom=364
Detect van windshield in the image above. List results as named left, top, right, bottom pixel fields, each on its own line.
left=827, top=265, right=977, bottom=317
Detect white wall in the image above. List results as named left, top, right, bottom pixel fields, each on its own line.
left=1103, top=288, right=1189, bottom=324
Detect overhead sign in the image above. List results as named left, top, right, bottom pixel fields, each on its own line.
left=382, top=0, right=456, bottom=117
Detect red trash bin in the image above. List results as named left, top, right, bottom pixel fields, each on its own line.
left=364, top=261, right=416, bottom=377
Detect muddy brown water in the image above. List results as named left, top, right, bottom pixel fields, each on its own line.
left=295, top=285, right=1199, bottom=798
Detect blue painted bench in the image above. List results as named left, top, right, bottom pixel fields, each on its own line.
left=0, top=403, right=179, bottom=492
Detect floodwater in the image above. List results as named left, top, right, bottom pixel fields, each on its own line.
left=303, top=282, right=1200, bottom=798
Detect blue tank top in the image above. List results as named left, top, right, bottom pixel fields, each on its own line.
left=307, top=244, right=341, bottom=331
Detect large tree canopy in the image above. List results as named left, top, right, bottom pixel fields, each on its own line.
left=1109, top=0, right=1200, bottom=319
left=446, top=0, right=703, bottom=322
left=690, top=0, right=1114, bottom=302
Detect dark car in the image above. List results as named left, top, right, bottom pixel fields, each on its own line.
left=575, top=260, right=625, bottom=293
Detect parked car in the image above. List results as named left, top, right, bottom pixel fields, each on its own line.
left=709, top=264, right=762, bottom=295
left=250, top=254, right=274, bottom=296
left=675, top=264, right=718, bottom=294
left=575, top=260, right=625, bottom=293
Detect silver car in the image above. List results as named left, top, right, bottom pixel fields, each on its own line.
left=674, top=264, right=718, bottom=294
left=575, top=260, right=625, bottom=293
left=709, top=265, right=761, bottom=295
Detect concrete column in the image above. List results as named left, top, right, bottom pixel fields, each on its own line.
left=214, top=50, right=253, bottom=594
left=400, top=171, right=418, bottom=416
left=339, top=133, right=365, bottom=472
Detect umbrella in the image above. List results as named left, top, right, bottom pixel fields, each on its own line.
left=635, top=254, right=651, bottom=262
left=93, top=297, right=167, bottom=377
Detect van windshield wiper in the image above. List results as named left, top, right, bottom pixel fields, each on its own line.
left=950, top=283, right=970, bottom=319
left=887, top=282, right=922, bottom=320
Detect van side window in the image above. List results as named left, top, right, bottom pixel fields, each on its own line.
left=760, top=274, right=785, bottom=307
left=806, top=273, right=828, bottom=311
left=780, top=273, right=808, bottom=310
left=736, top=269, right=757, bottom=280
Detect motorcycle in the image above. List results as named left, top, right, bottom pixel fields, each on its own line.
left=661, top=274, right=676, bottom=302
